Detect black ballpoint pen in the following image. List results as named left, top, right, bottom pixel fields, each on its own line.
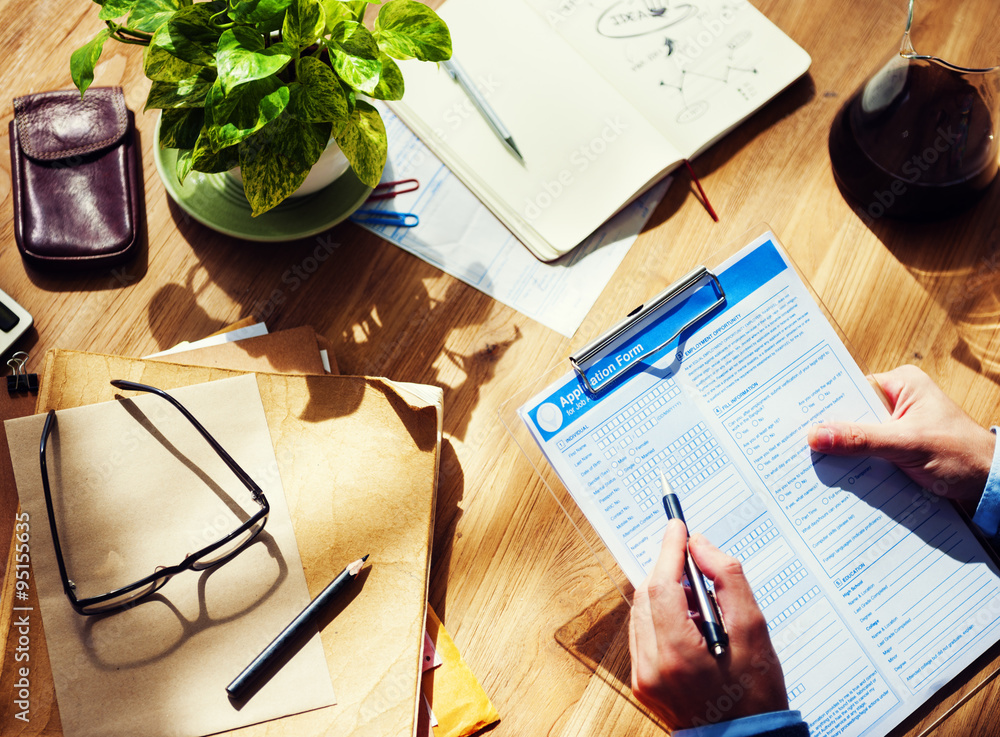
left=227, top=555, right=369, bottom=701
left=660, top=472, right=729, bottom=657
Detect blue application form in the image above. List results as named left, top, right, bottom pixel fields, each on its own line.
left=518, top=232, right=1000, bottom=736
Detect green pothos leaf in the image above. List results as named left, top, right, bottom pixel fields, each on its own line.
left=334, top=99, right=385, bottom=187
left=327, top=28, right=382, bottom=95
left=288, top=56, right=349, bottom=129
left=344, top=0, right=373, bottom=21
left=70, top=29, right=111, bottom=96
left=283, top=0, right=326, bottom=49
left=145, top=67, right=216, bottom=109
left=158, top=107, right=205, bottom=149
left=99, top=0, right=140, bottom=20
left=238, top=115, right=332, bottom=215
left=330, top=19, right=378, bottom=58
left=127, top=0, right=184, bottom=33
left=216, top=27, right=292, bottom=94
left=319, top=0, right=353, bottom=32
left=204, top=77, right=291, bottom=151
left=175, top=147, right=194, bottom=182
left=369, top=53, right=403, bottom=100
left=148, top=3, right=221, bottom=66
left=144, top=39, right=205, bottom=81
left=191, top=132, right=240, bottom=172
left=230, top=0, right=293, bottom=24
left=373, top=0, right=450, bottom=61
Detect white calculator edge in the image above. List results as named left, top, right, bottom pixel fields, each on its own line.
left=0, top=286, right=32, bottom=358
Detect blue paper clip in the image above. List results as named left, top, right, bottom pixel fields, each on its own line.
left=351, top=209, right=419, bottom=227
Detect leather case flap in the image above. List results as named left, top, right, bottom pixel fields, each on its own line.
left=13, top=88, right=128, bottom=161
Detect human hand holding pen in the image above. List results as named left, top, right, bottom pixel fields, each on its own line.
left=661, top=486, right=728, bottom=656
left=629, top=520, right=789, bottom=728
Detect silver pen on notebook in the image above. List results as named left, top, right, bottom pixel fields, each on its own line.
left=442, top=58, right=524, bottom=162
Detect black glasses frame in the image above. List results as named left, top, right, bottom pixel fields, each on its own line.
left=39, top=380, right=270, bottom=615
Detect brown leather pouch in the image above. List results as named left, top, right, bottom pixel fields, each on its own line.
left=9, top=87, right=142, bottom=271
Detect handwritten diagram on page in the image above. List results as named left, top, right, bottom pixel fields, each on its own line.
left=518, top=233, right=1000, bottom=736
left=526, top=0, right=810, bottom=155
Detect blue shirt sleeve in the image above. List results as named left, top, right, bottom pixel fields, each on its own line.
left=672, top=711, right=806, bottom=737
left=972, top=427, right=1000, bottom=537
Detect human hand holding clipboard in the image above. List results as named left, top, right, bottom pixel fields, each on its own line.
left=808, top=364, right=995, bottom=508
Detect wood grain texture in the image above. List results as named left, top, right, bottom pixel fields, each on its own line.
left=2, top=0, right=1000, bottom=734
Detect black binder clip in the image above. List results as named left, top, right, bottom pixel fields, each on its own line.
left=7, top=351, right=38, bottom=394
left=570, top=267, right=727, bottom=397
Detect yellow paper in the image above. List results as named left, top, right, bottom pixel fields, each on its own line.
left=423, top=605, right=500, bottom=737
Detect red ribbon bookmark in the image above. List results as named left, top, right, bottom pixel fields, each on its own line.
left=684, top=160, right=719, bottom=222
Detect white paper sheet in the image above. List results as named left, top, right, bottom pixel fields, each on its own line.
left=144, top=323, right=269, bottom=358
left=519, top=232, right=1000, bottom=736
left=354, top=106, right=670, bottom=338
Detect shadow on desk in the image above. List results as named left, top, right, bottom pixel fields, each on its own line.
left=158, top=200, right=499, bottom=622
left=427, top=438, right=463, bottom=622
left=851, top=177, right=1000, bottom=386
left=553, top=588, right=667, bottom=734
left=158, top=198, right=505, bottom=432
left=555, top=588, right=630, bottom=676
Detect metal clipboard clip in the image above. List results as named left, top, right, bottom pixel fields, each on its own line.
left=570, top=267, right=726, bottom=397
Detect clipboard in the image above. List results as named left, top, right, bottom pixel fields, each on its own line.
left=499, top=224, right=868, bottom=600
left=499, top=224, right=1000, bottom=737
left=569, top=266, right=727, bottom=398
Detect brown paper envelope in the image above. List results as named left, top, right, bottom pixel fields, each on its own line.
left=153, top=326, right=326, bottom=375
left=4, top=375, right=335, bottom=737
left=204, top=318, right=260, bottom=338
left=0, top=390, right=38, bottom=668
left=1, top=350, right=440, bottom=737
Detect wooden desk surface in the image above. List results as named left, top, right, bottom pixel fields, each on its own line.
left=3, top=0, right=1000, bottom=734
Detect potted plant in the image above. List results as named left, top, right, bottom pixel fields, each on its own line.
left=70, top=0, right=451, bottom=216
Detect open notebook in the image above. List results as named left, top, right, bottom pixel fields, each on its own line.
left=392, top=0, right=810, bottom=260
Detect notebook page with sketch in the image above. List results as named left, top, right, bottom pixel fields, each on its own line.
left=517, top=231, right=1000, bottom=736
left=392, top=0, right=810, bottom=260
left=524, top=0, right=811, bottom=158
left=394, top=0, right=681, bottom=261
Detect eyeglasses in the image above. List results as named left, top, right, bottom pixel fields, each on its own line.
left=39, top=380, right=270, bottom=615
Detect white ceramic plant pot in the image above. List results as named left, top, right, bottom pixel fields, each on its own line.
left=229, top=139, right=351, bottom=198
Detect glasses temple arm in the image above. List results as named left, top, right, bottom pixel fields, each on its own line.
left=39, top=410, right=82, bottom=602
left=109, top=380, right=268, bottom=506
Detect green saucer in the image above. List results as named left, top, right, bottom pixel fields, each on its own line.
left=153, top=127, right=373, bottom=242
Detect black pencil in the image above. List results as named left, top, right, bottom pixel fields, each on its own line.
left=227, top=554, right=369, bottom=702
